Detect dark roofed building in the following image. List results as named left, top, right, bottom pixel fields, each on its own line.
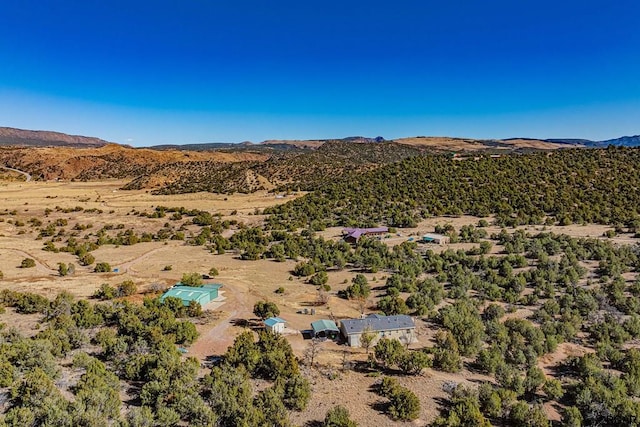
left=340, top=314, right=416, bottom=347
left=342, top=227, right=389, bottom=244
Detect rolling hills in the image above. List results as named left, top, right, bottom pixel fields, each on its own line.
left=1, top=126, right=639, bottom=195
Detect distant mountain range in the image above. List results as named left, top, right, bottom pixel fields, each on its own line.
left=1, top=126, right=639, bottom=149
left=547, top=136, right=640, bottom=147
left=595, top=135, right=640, bottom=147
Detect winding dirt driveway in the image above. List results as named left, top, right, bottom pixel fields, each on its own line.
left=0, top=166, right=31, bottom=182
left=188, top=280, right=255, bottom=360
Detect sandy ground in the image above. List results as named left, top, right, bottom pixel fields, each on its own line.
left=0, top=179, right=635, bottom=426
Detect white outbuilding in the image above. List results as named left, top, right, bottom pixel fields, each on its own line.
left=264, top=317, right=286, bottom=334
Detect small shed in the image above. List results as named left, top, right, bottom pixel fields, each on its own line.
left=265, top=317, right=286, bottom=334
left=311, top=319, right=340, bottom=340
left=422, top=233, right=450, bottom=245
left=160, top=283, right=222, bottom=307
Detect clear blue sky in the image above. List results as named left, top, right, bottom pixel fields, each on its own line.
left=1, top=0, right=639, bottom=146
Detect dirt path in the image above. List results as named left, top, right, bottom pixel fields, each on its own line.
left=188, top=280, right=254, bottom=360
left=0, top=166, right=31, bottom=181
left=116, top=246, right=168, bottom=274
left=0, top=247, right=57, bottom=274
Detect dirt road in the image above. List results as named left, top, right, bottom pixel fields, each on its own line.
left=0, top=166, right=31, bottom=181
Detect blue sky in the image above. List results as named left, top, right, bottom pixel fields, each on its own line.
left=1, top=0, right=639, bottom=146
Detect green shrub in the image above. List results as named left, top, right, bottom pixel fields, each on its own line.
left=324, top=405, right=357, bottom=427
left=94, top=283, right=117, bottom=300
left=79, top=253, right=95, bottom=266
left=20, top=258, right=36, bottom=268
left=378, top=376, right=400, bottom=398
left=187, top=300, right=203, bottom=317
left=309, top=271, right=328, bottom=286
left=94, top=262, right=111, bottom=273
left=253, top=301, right=280, bottom=320
left=181, top=272, right=203, bottom=287
left=117, top=280, right=137, bottom=296
left=279, top=374, right=311, bottom=411
left=388, top=387, right=420, bottom=421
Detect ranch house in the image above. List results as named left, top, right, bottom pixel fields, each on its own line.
left=340, top=314, right=417, bottom=347
left=342, top=227, right=389, bottom=244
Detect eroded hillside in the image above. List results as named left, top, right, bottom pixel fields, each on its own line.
left=0, top=136, right=581, bottom=194
left=0, top=144, right=269, bottom=181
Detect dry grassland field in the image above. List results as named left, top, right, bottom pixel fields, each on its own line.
left=1, top=178, right=639, bottom=426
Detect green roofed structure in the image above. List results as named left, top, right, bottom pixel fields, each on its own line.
left=160, top=283, right=222, bottom=307
left=311, top=319, right=340, bottom=340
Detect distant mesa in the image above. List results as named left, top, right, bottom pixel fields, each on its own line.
left=0, top=126, right=112, bottom=148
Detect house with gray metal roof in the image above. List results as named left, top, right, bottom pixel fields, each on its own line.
left=340, top=314, right=417, bottom=347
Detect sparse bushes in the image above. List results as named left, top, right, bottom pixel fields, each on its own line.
left=57, top=262, right=75, bottom=276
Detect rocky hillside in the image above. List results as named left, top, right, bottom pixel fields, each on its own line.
left=0, top=127, right=112, bottom=147
left=0, top=144, right=268, bottom=181
left=124, top=141, right=425, bottom=194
